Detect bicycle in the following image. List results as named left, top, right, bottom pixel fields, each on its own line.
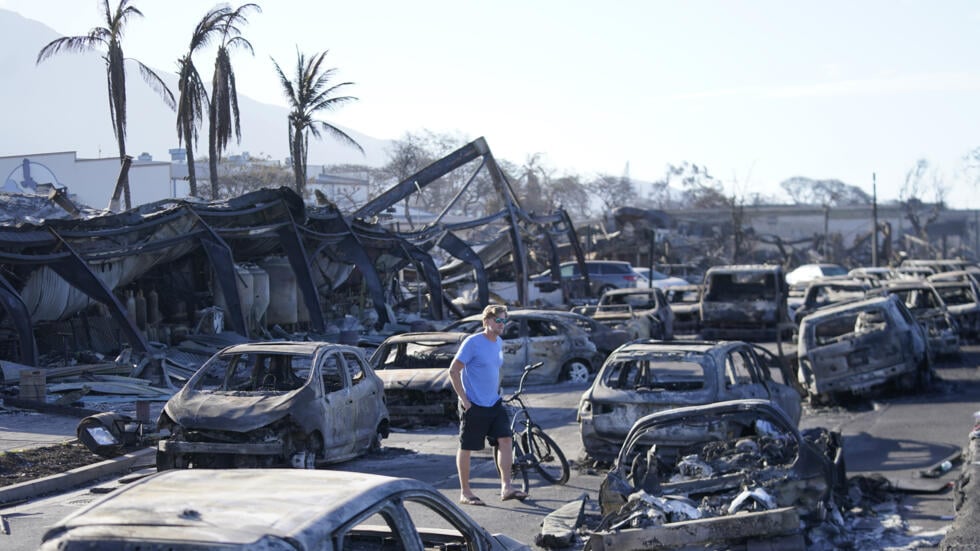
left=493, top=362, right=571, bottom=494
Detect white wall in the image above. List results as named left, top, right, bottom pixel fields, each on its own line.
left=0, top=151, right=177, bottom=209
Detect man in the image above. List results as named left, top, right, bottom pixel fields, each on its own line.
left=449, top=304, right=527, bottom=505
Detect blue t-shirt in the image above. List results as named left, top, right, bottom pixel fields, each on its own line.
left=454, top=332, right=504, bottom=407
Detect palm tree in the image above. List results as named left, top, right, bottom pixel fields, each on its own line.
left=208, top=3, right=261, bottom=199
left=272, top=49, right=363, bottom=197
left=176, top=6, right=231, bottom=197
left=36, top=0, right=174, bottom=210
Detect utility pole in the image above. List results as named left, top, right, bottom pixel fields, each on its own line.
left=872, top=173, right=879, bottom=267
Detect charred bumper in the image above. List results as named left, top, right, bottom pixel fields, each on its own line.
left=158, top=440, right=284, bottom=456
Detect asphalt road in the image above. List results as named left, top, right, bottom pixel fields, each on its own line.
left=4, top=345, right=978, bottom=550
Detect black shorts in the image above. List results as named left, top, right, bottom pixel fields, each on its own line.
left=459, top=399, right=512, bottom=451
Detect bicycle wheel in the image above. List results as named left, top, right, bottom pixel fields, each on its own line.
left=522, top=425, right=570, bottom=485
left=494, top=440, right=530, bottom=494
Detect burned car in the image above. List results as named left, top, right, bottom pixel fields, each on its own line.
left=550, top=310, right=631, bottom=358
left=578, top=340, right=802, bottom=463
left=791, top=277, right=872, bottom=326
left=574, top=287, right=675, bottom=340
left=156, top=341, right=390, bottom=469
left=592, top=399, right=845, bottom=551
left=699, top=264, right=789, bottom=340
left=797, top=294, right=931, bottom=404
left=445, top=309, right=598, bottom=385
left=369, top=331, right=467, bottom=423
left=873, top=279, right=959, bottom=358
left=664, top=284, right=702, bottom=335
left=40, top=469, right=530, bottom=551
left=929, top=278, right=980, bottom=340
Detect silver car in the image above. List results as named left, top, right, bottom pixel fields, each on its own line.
left=445, top=309, right=599, bottom=385
left=39, top=469, right=530, bottom=550
left=157, top=341, right=390, bottom=469
left=532, top=260, right=641, bottom=296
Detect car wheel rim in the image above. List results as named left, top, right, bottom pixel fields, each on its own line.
left=565, top=361, right=589, bottom=383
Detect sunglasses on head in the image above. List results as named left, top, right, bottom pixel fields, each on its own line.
left=494, top=317, right=508, bottom=324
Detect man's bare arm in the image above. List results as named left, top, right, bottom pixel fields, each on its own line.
left=449, top=359, right=470, bottom=410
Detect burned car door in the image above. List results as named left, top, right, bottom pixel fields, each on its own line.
left=320, top=350, right=356, bottom=454
left=522, top=318, right=568, bottom=384
left=746, top=345, right=803, bottom=425
left=340, top=349, right=382, bottom=449
left=720, top=348, right=768, bottom=403
left=500, top=320, right=530, bottom=385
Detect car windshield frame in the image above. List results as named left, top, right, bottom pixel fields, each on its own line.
left=190, top=350, right=315, bottom=392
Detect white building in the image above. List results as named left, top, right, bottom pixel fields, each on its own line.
left=0, top=151, right=174, bottom=210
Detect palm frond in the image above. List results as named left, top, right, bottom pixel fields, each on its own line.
left=135, top=59, right=175, bottom=110
left=36, top=35, right=105, bottom=63
left=315, top=121, right=365, bottom=154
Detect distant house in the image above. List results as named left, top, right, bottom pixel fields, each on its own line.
left=0, top=150, right=376, bottom=214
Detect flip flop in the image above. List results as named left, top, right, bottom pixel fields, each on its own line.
left=459, top=495, right=485, bottom=506
left=500, top=489, right=528, bottom=501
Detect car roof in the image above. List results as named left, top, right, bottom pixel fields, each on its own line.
left=881, top=280, right=936, bottom=290
left=45, top=470, right=436, bottom=546
left=800, top=294, right=895, bottom=320
left=601, top=287, right=662, bottom=296
left=380, top=331, right=468, bottom=344
left=609, top=339, right=742, bottom=355
left=455, top=308, right=582, bottom=322
left=219, top=341, right=357, bottom=356
left=705, top=264, right=782, bottom=273
left=560, top=259, right=631, bottom=265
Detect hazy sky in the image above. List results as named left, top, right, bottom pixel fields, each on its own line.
left=5, top=0, right=980, bottom=207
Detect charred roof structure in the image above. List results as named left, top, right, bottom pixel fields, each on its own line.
left=0, top=138, right=586, bottom=381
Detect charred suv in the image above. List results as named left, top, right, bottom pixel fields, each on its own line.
left=156, top=341, right=390, bottom=470
left=592, top=400, right=845, bottom=551
left=797, top=294, right=931, bottom=403
left=699, top=264, right=789, bottom=340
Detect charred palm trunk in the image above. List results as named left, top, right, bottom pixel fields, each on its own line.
left=208, top=109, right=219, bottom=199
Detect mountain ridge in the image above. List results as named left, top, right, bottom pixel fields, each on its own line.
left=0, top=8, right=391, bottom=168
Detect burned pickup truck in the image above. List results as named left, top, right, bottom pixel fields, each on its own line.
left=699, top=264, right=789, bottom=341
left=574, top=287, right=675, bottom=341
left=591, top=399, right=845, bottom=550
left=796, top=294, right=931, bottom=404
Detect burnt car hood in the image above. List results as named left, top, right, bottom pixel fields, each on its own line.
left=377, top=368, right=452, bottom=392
left=164, top=388, right=310, bottom=432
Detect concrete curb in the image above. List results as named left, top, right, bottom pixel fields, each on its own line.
left=0, top=447, right=155, bottom=506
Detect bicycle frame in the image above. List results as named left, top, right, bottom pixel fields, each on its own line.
left=496, top=362, right=570, bottom=493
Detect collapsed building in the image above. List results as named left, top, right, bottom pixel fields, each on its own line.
left=0, top=138, right=592, bottom=390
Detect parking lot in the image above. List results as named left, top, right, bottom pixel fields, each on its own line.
left=3, top=343, right=976, bottom=550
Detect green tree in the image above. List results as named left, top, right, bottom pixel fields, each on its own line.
left=272, top=49, right=363, bottom=198
left=36, top=0, right=174, bottom=210
left=208, top=3, right=261, bottom=199
left=176, top=6, right=232, bottom=197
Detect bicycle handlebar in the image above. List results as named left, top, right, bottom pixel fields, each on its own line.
left=506, top=362, right=543, bottom=401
